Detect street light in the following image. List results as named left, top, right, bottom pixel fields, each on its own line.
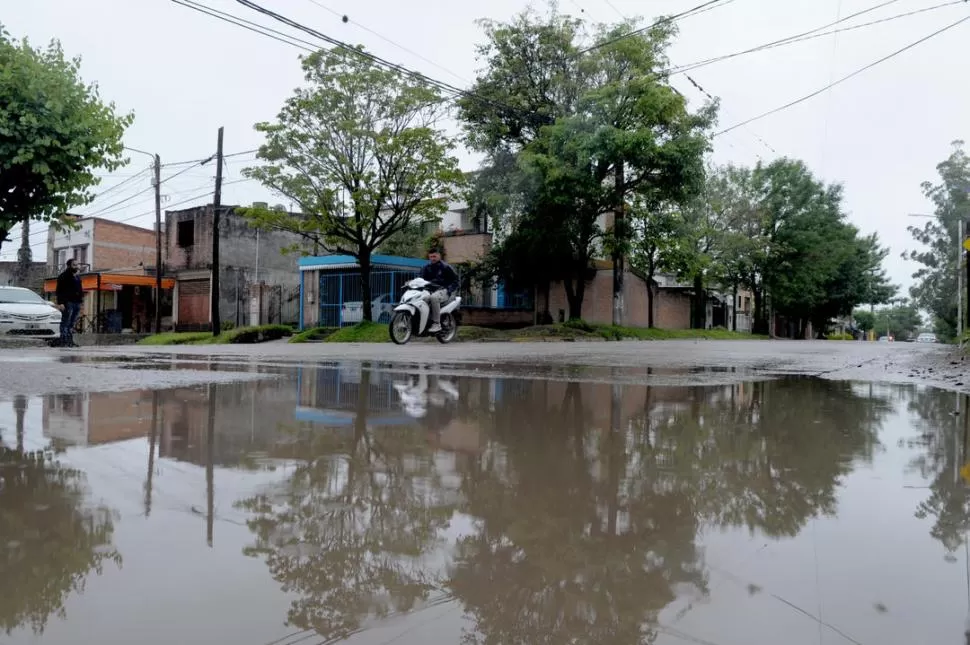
left=124, top=147, right=163, bottom=333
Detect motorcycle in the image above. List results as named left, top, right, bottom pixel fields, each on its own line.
left=388, top=277, right=461, bottom=345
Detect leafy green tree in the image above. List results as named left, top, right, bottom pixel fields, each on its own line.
left=244, top=49, right=464, bottom=321
left=460, top=10, right=713, bottom=320
left=872, top=300, right=922, bottom=339
left=903, top=141, right=970, bottom=341
left=628, top=200, right=685, bottom=327
left=853, top=309, right=875, bottom=334
left=0, top=27, right=133, bottom=253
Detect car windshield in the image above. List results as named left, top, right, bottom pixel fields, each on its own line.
left=0, top=289, right=46, bottom=304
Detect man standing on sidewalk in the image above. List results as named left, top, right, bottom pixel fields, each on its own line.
left=55, top=259, right=83, bottom=347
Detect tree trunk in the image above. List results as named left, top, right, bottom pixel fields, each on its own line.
left=359, top=250, right=373, bottom=322
left=753, top=285, right=767, bottom=335
left=732, top=284, right=738, bottom=331
left=692, top=275, right=705, bottom=329
left=563, top=269, right=587, bottom=321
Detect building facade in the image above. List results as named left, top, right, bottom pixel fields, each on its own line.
left=42, top=216, right=171, bottom=332
left=166, top=205, right=304, bottom=330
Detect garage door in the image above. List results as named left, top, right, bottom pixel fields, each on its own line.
left=178, top=279, right=210, bottom=325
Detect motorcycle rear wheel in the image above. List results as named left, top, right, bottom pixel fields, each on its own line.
left=436, top=313, right=458, bottom=344
left=389, top=311, right=413, bottom=345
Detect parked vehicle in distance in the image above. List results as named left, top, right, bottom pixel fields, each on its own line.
left=877, top=335, right=892, bottom=343
left=916, top=332, right=938, bottom=343
left=341, top=294, right=395, bottom=324
left=0, top=286, right=62, bottom=338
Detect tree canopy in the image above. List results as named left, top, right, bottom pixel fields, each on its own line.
left=461, top=10, right=714, bottom=320
left=244, top=48, right=464, bottom=321
left=0, top=26, right=132, bottom=253
left=904, top=141, right=970, bottom=341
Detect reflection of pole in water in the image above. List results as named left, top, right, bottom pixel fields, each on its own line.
left=13, top=395, right=26, bottom=453
left=145, top=391, right=159, bottom=516
left=206, top=384, right=216, bottom=547
left=608, top=381, right=622, bottom=536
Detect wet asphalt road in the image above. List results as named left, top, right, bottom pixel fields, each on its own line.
left=2, top=339, right=970, bottom=645
left=0, top=338, right=962, bottom=395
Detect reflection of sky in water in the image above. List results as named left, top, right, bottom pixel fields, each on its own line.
left=1, top=376, right=970, bottom=645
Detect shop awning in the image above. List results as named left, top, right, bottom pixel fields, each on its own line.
left=44, top=273, right=176, bottom=293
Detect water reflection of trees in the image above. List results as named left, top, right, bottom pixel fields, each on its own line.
left=236, top=370, right=459, bottom=641
left=239, top=374, right=892, bottom=644
left=905, top=388, right=970, bottom=552
left=450, top=377, right=891, bottom=645
left=0, top=396, right=121, bottom=635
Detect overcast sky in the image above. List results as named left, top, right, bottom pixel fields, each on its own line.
left=3, top=0, right=968, bottom=293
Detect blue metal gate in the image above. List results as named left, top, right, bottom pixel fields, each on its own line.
left=319, top=269, right=420, bottom=327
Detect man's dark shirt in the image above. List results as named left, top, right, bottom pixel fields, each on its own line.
left=56, top=269, right=83, bottom=305
left=421, top=261, right=459, bottom=294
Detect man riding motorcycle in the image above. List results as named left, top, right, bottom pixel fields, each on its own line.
left=421, top=249, right=459, bottom=334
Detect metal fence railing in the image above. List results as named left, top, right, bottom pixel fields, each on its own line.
left=319, top=269, right=420, bottom=328
left=317, top=269, right=534, bottom=327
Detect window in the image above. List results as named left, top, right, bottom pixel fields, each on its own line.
left=73, top=245, right=88, bottom=267
left=56, top=248, right=68, bottom=270
left=744, top=297, right=751, bottom=314
left=177, top=220, right=195, bottom=248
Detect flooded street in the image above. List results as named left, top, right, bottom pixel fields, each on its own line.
left=2, top=361, right=970, bottom=645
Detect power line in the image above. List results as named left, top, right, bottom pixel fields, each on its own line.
left=171, top=0, right=319, bottom=53
left=669, top=0, right=966, bottom=76
left=164, top=148, right=258, bottom=168
left=683, top=74, right=777, bottom=156
left=301, top=0, right=469, bottom=84
left=574, top=0, right=732, bottom=56
left=88, top=167, right=152, bottom=202
left=716, top=14, right=970, bottom=136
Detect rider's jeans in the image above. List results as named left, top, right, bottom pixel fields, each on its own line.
left=429, top=289, right=448, bottom=325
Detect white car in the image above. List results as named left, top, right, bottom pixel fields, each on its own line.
left=916, top=332, right=938, bottom=343
left=341, top=294, right=395, bottom=324
left=0, top=286, right=63, bottom=338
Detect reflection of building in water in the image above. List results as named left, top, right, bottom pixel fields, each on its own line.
left=42, top=391, right=154, bottom=446
left=295, top=365, right=415, bottom=428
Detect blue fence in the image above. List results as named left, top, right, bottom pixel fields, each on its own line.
left=319, top=269, right=420, bottom=327
left=316, top=268, right=534, bottom=327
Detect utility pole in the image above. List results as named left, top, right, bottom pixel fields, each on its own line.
left=612, top=163, right=625, bottom=327
left=957, top=219, right=970, bottom=345
left=153, top=154, right=163, bottom=333
left=957, top=219, right=970, bottom=344
left=211, top=127, right=224, bottom=337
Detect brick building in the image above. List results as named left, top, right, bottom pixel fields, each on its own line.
left=43, top=216, right=173, bottom=332
left=166, top=204, right=304, bottom=330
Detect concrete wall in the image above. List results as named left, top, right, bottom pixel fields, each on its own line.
left=166, top=206, right=303, bottom=327
left=546, top=269, right=692, bottom=328
left=0, top=261, right=47, bottom=291
left=442, top=232, right=491, bottom=264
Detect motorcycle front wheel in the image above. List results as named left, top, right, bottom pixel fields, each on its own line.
left=389, top=311, right=413, bottom=345
left=437, top=312, right=458, bottom=344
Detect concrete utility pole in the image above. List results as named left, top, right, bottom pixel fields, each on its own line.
left=125, top=147, right=164, bottom=332
left=153, top=154, right=163, bottom=333
left=211, top=127, right=224, bottom=337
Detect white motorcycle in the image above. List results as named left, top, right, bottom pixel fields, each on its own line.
left=389, top=277, right=461, bottom=345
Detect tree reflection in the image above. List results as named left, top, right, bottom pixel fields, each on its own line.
left=236, top=369, right=458, bottom=641
left=0, top=399, right=120, bottom=635
left=905, top=388, right=970, bottom=552
left=449, top=377, right=890, bottom=644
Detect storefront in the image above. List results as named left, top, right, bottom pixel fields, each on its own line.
left=44, top=272, right=175, bottom=333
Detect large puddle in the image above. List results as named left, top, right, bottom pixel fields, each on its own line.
left=1, top=365, right=969, bottom=645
